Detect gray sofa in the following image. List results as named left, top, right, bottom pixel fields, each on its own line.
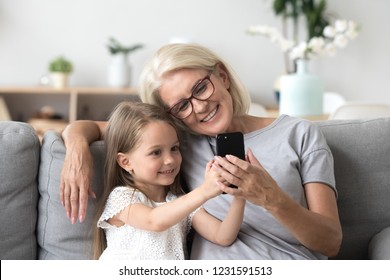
left=1, top=118, right=390, bottom=260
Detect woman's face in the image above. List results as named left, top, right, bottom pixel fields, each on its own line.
left=159, top=67, right=234, bottom=136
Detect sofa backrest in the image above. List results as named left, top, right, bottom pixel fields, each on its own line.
left=0, top=121, right=40, bottom=260
left=37, top=130, right=106, bottom=259
left=317, top=118, right=390, bottom=259
left=36, top=118, right=390, bottom=260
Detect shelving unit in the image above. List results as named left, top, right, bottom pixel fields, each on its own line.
left=0, top=86, right=139, bottom=122
left=1, top=86, right=140, bottom=140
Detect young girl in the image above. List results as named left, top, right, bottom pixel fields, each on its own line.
left=93, top=101, right=246, bottom=260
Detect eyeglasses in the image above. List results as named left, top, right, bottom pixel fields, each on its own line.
left=168, top=72, right=215, bottom=119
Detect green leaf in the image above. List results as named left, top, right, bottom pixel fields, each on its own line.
left=273, top=0, right=286, bottom=15
left=48, top=56, right=73, bottom=73
left=107, top=37, right=144, bottom=55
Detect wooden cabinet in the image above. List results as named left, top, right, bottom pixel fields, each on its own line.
left=0, top=86, right=139, bottom=122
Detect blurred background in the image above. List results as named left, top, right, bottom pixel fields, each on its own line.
left=0, top=0, right=388, bottom=109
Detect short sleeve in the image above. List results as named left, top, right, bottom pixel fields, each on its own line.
left=186, top=206, right=203, bottom=234
left=97, top=187, right=144, bottom=229
left=300, top=123, right=336, bottom=195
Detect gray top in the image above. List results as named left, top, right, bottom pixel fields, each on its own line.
left=180, top=115, right=336, bottom=260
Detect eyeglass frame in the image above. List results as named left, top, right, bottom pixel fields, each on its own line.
left=167, top=71, right=215, bottom=120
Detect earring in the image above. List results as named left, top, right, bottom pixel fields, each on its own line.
left=128, top=169, right=133, bottom=175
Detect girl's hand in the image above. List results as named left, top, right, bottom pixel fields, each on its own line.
left=214, top=148, right=283, bottom=209
left=201, top=160, right=225, bottom=199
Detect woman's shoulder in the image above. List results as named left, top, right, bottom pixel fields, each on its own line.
left=246, top=115, right=326, bottom=149
left=246, top=114, right=313, bottom=135
left=271, top=114, right=321, bottom=133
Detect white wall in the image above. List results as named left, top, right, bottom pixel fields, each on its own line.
left=0, top=0, right=389, bottom=108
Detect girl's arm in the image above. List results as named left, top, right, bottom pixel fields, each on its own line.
left=112, top=180, right=223, bottom=232
left=60, top=120, right=107, bottom=224
left=191, top=196, right=246, bottom=246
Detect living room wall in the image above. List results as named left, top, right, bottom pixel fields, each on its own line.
left=0, top=0, right=388, bottom=108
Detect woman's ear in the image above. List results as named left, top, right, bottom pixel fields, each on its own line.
left=215, top=63, right=230, bottom=89
left=117, top=152, right=132, bottom=172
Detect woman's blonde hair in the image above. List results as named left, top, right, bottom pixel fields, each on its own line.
left=139, top=43, right=251, bottom=131
left=92, top=101, right=184, bottom=259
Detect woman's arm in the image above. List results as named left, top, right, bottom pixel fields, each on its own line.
left=217, top=150, right=342, bottom=257
left=191, top=196, right=246, bottom=246
left=60, top=120, right=107, bottom=224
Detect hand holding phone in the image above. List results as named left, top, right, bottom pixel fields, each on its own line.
left=216, top=132, right=245, bottom=188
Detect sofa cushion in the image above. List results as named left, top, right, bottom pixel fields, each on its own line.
left=37, top=131, right=105, bottom=259
left=368, top=227, right=390, bottom=259
left=317, top=118, right=390, bottom=259
left=0, top=121, right=40, bottom=259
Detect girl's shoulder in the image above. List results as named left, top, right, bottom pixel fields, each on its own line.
left=107, top=186, right=149, bottom=206
left=98, top=187, right=148, bottom=225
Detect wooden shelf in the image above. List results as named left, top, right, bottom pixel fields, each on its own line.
left=0, top=86, right=139, bottom=122
left=0, top=86, right=138, bottom=95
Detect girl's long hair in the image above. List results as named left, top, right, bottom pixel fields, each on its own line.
left=92, top=101, right=184, bottom=259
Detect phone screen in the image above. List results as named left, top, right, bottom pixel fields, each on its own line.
left=216, top=132, right=245, bottom=160
left=216, top=132, right=245, bottom=189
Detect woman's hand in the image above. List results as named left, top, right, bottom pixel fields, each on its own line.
left=60, top=120, right=104, bottom=224
left=214, top=148, right=342, bottom=256
left=60, top=140, right=95, bottom=224
left=213, top=148, right=283, bottom=209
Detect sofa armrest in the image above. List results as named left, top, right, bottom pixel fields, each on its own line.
left=368, top=227, right=390, bottom=260
left=0, top=121, right=40, bottom=259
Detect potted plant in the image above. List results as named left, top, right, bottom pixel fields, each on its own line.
left=107, top=37, right=143, bottom=87
left=271, top=0, right=331, bottom=73
left=247, top=0, right=359, bottom=116
left=48, top=56, right=73, bottom=89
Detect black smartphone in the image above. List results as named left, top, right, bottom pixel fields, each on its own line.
left=216, top=132, right=245, bottom=188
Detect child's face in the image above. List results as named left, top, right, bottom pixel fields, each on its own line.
left=125, top=121, right=182, bottom=189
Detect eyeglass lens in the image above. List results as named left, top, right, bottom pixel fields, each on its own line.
left=169, top=75, right=214, bottom=119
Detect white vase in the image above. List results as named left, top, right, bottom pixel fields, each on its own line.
left=279, top=59, right=323, bottom=116
left=50, top=72, right=69, bottom=89
left=108, top=53, right=131, bottom=87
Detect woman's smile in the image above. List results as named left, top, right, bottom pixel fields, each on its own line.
left=201, top=105, right=219, bottom=122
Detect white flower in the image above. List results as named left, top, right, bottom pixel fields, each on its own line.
left=346, top=21, right=359, bottom=39
left=247, top=19, right=359, bottom=62
left=247, top=24, right=295, bottom=52
left=335, top=19, right=348, bottom=33
left=334, top=34, right=349, bottom=48
left=323, top=26, right=336, bottom=38
left=308, top=37, right=325, bottom=54
left=290, top=41, right=308, bottom=60
left=323, top=43, right=338, bottom=57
